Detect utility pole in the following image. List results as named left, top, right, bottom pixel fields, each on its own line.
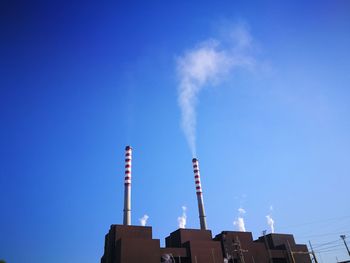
left=340, top=235, right=350, bottom=257
left=309, top=241, right=318, bottom=263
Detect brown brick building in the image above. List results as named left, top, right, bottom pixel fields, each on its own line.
left=101, top=225, right=311, bottom=263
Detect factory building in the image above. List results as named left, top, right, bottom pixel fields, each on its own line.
left=214, top=231, right=311, bottom=263
left=101, top=146, right=312, bottom=263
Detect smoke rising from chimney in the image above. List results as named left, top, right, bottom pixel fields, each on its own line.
left=233, top=207, right=246, bottom=232
left=266, top=215, right=275, bottom=233
left=238, top=207, right=246, bottom=214
left=266, top=206, right=275, bottom=233
left=177, top=23, right=256, bottom=156
left=139, top=214, right=149, bottom=226
left=177, top=206, right=187, bottom=228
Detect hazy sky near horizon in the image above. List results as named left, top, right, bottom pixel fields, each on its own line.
left=1, top=1, right=350, bottom=262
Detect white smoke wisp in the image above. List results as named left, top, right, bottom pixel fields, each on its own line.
left=177, top=206, right=187, bottom=228
left=177, top=24, right=256, bottom=156
left=234, top=217, right=246, bottom=232
left=238, top=207, right=246, bottom=214
left=266, top=215, right=275, bottom=233
left=139, top=214, right=149, bottom=226
left=266, top=205, right=275, bottom=233
left=233, top=207, right=246, bottom=232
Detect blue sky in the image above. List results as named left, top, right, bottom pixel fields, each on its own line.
left=1, top=1, right=350, bottom=262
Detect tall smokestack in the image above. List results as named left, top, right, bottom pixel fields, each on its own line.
left=192, top=158, right=207, bottom=230
left=123, top=146, right=132, bottom=225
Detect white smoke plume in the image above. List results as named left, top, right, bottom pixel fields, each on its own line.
left=266, top=206, right=275, bottom=233
left=139, top=214, right=149, bottom=226
left=233, top=207, right=246, bottom=232
left=177, top=206, right=187, bottom=228
left=177, top=24, right=256, bottom=156
left=266, top=215, right=275, bottom=233
left=238, top=207, right=246, bottom=214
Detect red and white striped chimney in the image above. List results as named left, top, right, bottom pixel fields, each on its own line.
left=192, top=158, right=207, bottom=230
left=123, top=146, right=132, bottom=225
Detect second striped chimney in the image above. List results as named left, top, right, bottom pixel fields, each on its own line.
left=192, top=158, right=208, bottom=230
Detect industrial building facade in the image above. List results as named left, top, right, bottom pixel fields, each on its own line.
left=101, top=146, right=311, bottom=263
left=101, top=225, right=311, bottom=263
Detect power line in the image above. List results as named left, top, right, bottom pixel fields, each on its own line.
left=316, top=244, right=343, bottom=251
left=312, top=238, right=342, bottom=249
left=279, top=215, right=350, bottom=230
left=315, top=248, right=342, bottom=255
left=293, top=224, right=350, bottom=239
left=298, top=230, right=350, bottom=239
left=315, top=244, right=344, bottom=253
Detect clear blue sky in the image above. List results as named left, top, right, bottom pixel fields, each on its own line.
left=1, top=1, right=350, bottom=262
